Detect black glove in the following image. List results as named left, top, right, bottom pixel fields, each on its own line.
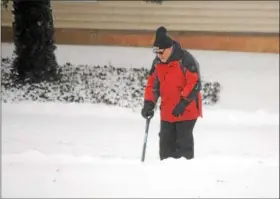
left=172, top=98, right=191, bottom=117
left=141, top=100, right=155, bottom=119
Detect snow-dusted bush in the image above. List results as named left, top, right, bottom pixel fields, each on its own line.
left=1, top=57, right=221, bottom=107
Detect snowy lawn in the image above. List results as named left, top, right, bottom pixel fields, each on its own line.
left=2, top=102, right=279, bottom=198
left=1, top=43, right=279, bottom=198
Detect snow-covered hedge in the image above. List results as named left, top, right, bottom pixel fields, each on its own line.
left=1, top=57, right=221, bottom=108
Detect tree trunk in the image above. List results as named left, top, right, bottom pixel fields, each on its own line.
left=12, top=0, right=59, bottom=83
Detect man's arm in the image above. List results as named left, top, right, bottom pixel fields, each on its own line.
left=144, top=58, right=160, bottom=104
left=180, top=51, right=202, bottom=101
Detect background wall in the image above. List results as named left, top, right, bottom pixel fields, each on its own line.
left=1, top=1, right=279, bottom=52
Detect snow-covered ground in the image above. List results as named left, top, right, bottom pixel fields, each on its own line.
left=1, top=42, right=279, bottom=198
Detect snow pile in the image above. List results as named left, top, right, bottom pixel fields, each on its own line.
left=1, top=57, right=221, bottom=107
left=2, top=102, right=279, bottom=198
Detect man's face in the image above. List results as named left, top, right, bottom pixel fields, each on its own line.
left=153, top=47, right=172, bottom=63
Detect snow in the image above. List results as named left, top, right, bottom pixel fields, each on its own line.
left=1, top=42, right=279, bottom=198
left=2, top=42, right=279, bottom=112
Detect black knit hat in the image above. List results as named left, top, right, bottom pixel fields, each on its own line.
left=153, top=26, right=173, bottom=49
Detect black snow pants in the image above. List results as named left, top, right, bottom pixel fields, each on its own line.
left=159, top=119, right=197, bottom=160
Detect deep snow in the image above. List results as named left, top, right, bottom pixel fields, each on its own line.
left=1, top=42, right=279, bottom=198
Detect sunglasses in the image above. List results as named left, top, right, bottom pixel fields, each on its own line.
left=153, top=48, right=165, bottom=55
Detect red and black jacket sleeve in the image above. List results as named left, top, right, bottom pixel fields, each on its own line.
left=144, top=58, right=160, bottom=104
left=180, top=51, right=202, bottom=101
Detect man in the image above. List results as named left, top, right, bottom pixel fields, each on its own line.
left=141, top=26, right=203, bottom=160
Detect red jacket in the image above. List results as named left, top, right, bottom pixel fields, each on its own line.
left=144, top=41, right=203, bottom=122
